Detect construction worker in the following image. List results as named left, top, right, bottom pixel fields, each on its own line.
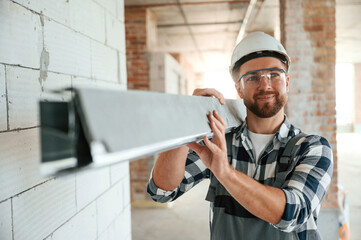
left=147, top=32, right=333, bottom=239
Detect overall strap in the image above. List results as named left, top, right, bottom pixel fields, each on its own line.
left=274, top=132, right=308, bottom=188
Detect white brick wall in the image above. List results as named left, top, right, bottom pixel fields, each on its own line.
left=0, top=129, right=46, bottom=201
left=69, top=0, right=106, bottom=43
left=0, top=64, right=6, bottom=131
left=110, top=161, right=129, bottom=185
left=72, top=76, right=127, bottom=91
left=0, top=0, right=130, bottom=239
left=0, top=199, right=12, bottom=240
left=12, top=0, right=71, bottom=26
left=94, top=0, right=117, bottom=17
left=119, top=52, right=128, bottom=87
left=91, top=41, right=118, bottom=82
left=76, top=167, right=111, bottom=211
left=98, top=206, right=132, bottom=240
left=119, top=206, right=132, bottom=240
left=52, top=202, right=97, bottom=240
left=12, top=178, right=76, bottom=240
left=117, top=0, right=125, bottom=22
left=6, top=66, right=41, bottom=129
left=96, top=181, right=124, bottom=235
left=0, top=0, right=42, bottom=68
left=72, top=76, right=97, bottom=87
left=122, top=174, right=131, bottom=208
left=106, top=15, right=126, bottom=51
left=44, top=19, right=92, bottom=78
left=6, top=66, right=71, bottom=129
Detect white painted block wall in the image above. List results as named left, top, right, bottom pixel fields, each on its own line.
left=149, top=52, right=187, bottom=95
left=0, top=0, right=130, bottom=239
left=0, top=65, right=6, bottom=131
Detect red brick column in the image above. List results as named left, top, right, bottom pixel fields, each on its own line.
left=125, top=7, right=202, bottom=202
left=125, top=7, right=152, bottom=202
left=280, top=0, right=338, bottom=209
left=125, top=7, right=150, bottom=90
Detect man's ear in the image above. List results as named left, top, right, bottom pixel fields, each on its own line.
left=285, top=74, right=290, bottom=92
left=235, top=81, right=244, bottom=99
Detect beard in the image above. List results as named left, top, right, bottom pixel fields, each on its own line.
left=244, top=90, right=288, bottom=118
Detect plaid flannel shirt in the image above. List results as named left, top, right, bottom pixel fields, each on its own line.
left=147, top=116, right=333, bottom=239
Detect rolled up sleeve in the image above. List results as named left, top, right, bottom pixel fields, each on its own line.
left=147, top=150, right=210, bottom=203
left=147, top=173, right=180, bottom=203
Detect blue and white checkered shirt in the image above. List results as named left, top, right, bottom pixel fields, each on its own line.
left=148, top=116, right=333, bottom=239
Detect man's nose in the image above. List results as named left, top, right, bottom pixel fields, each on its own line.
left=258, top=74, right=272, bottom=89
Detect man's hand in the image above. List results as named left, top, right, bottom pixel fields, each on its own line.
left=188, top=88, right=228, bottom=177
left=192, top=88, right=226, bottom=105
left=187, top=110, right=230, bottom=178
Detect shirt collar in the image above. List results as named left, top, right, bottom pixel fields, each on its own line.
left=235, top=115, right=293, bottom=144
left=275, top=116, right=293, bottom=144
left=235, top=120, right=248, bottom=140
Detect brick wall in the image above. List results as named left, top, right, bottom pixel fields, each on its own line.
left=280, top=0, right=338, bottom=209
left=125, top=7, right=150, bottom=91
left=125, top=6, right=153, bottom=203
left=0, top=0, right=131, bottom=239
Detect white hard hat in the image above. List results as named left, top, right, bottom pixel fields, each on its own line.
left=229, top=32, right=291, bottom=80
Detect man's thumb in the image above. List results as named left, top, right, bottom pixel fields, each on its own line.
left=187, top=143, right=204, bottom=156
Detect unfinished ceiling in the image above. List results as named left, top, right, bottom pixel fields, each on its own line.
left=125, top=0, right=361, bottom=73
left=125, top=0, right=278, bottom=72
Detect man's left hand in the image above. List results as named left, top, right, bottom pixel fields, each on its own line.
left=187, top=110, right=230, bottom=178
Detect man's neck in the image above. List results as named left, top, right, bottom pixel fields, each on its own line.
left=246, top=110, right=285, bottom=134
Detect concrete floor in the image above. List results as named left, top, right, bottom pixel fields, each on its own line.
left=132, top=133, right=361, bottom=240
left=131, top=180, right=210, bottom=240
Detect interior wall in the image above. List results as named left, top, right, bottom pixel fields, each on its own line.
left=0, top=0, right=131, bottom=239
left=353, top=63, right=361, bottom=132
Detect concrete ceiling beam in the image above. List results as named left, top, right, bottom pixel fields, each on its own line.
left=236, top=0, right=258, bottom=43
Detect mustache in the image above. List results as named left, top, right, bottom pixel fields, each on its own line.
left=254, top=91, right=278, bottom=98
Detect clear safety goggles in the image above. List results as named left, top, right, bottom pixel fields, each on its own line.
left=238, top=68, right=287, bottom=88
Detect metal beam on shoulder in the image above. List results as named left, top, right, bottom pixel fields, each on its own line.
left=40, top=86, right=246, bottom=176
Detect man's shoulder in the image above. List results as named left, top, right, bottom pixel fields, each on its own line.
left=294, top=131, right=331, bottom=148
left=287, top=121, right=330, bottom=147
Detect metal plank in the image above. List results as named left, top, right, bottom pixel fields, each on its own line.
left=40, top=86, right=246, bottom=176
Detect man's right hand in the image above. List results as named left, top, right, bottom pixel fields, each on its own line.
left=192, top=88, right=226, bottom=105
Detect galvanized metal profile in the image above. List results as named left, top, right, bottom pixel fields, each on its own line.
left=40, top=86, right=246, bottom=176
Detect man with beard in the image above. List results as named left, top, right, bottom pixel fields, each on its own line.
left=147, top=32, right=333, bottom=240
